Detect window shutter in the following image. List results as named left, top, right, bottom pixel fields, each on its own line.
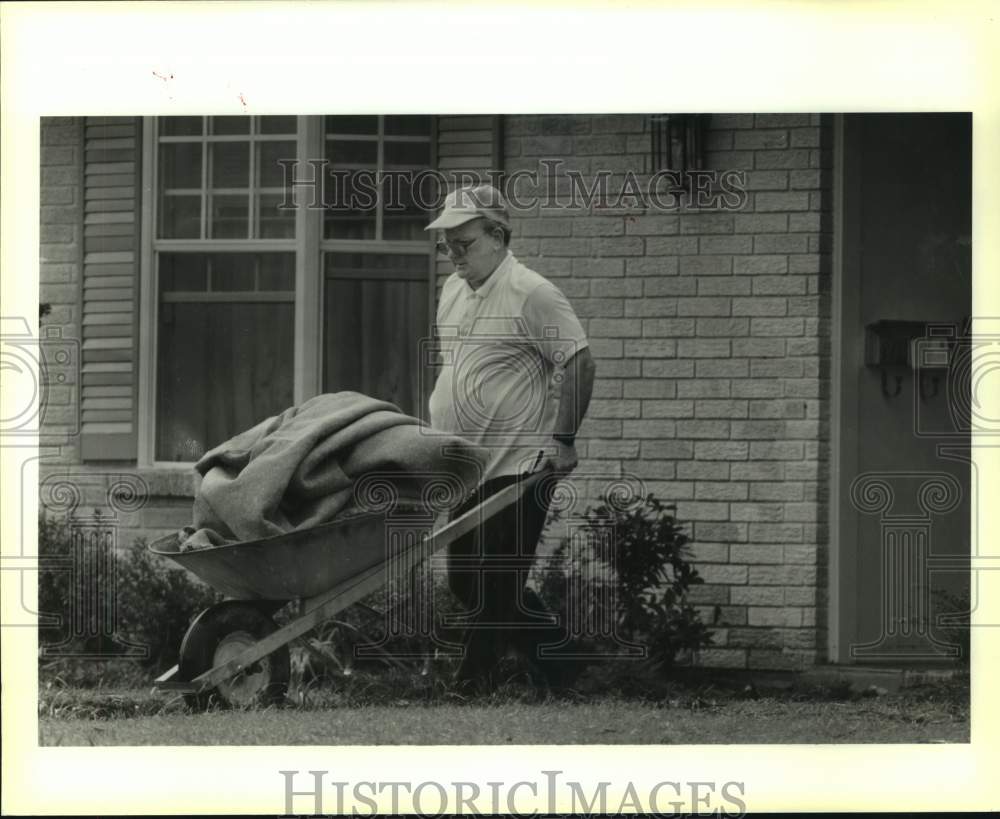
left=80, top=116, right=141, bottom=461
left=436, top=114, right=501, bottom=175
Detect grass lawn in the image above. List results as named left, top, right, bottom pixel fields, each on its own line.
left=39, top=674, right=969, bottom=746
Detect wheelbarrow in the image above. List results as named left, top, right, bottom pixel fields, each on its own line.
left=149, top=467, right=550, bottom=709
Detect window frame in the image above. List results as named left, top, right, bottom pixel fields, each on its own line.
left=137, top=115, right=438, bottom=468
left=156, top=118, right=299, bottom=241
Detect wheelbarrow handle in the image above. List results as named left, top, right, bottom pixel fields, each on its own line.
left=425, top=465, right=553, bottom=553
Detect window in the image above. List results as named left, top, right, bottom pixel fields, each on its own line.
left=158, top=115, right=297, bottom=240
left=648, top=114, right=708, bottom=176
left=323, top=115, right=434, bottom=241
left=143, top=115, right=437, bottom=464
left=156, top=252, right=295, bottom=461
left=321, top=115, right=436, bottom=415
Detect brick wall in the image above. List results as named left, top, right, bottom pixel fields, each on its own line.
left=503, top=113, right=833, bottom=668
left=40, top=117, right=84, bottom=465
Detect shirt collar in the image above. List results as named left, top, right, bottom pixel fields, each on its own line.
left=463, top=250, right=514, bottom=300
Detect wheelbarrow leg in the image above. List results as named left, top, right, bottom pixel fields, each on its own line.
left=156, top=664, right=179, bottom=684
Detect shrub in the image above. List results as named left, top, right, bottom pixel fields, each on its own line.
left=931, top=587, right=971, bottom=664
left=38, top=512, right=222, bottom=686
left=535, top=492, right=713, bottom=669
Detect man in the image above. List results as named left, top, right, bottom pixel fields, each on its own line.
left=426, top=184, right=596, bottom=691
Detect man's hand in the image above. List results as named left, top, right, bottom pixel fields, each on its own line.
left=546, top=440, right=579, bottom=475
left=547, top=347, right=594, bottom=477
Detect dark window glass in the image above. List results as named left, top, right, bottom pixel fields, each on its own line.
left=160, top=117, right=203, bottom=137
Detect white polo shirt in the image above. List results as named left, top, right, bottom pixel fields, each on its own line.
left=429, top=251, right=589, bottom=483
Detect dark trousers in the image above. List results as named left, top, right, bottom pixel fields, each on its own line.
left=444, top=474, right=560, bottom=685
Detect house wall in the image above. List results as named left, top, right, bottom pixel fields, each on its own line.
left=502, top=114, right=834, bottom=669
left=37, top=114, right=835, bottom=669
left=39, top=117, right=196, bottom=547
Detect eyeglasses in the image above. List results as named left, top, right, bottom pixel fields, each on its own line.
left=436, top=229, right=494, bottom=258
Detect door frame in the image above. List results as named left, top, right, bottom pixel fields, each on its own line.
left=828, top=113, right=863, bottom=663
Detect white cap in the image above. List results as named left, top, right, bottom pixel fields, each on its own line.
left=425, top=184, right=511, bottom=231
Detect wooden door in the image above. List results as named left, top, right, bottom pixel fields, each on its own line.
left=322, top=251, right=434, bottom=419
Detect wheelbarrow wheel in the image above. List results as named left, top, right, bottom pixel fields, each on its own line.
left=178, top=601, right=290, bottom=711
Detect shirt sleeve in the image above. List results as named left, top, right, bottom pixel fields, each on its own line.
left=521, top=280, right=589, bottom=367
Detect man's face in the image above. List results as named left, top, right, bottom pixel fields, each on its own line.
left=441, top=218, right=502, bottom=287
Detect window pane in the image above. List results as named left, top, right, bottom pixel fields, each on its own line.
left=209, top=255, right=255, bottom=292
left=209, top=193, right=249, bottom=238
left=160, top=117, right=203, bottom=137
left=327, top=140, right=378, bottom=166
left=382, top=214, right=429, bottom=241
left=160, top=254, right=207, bottom=291
left=159, top=195, right=201, bottom=239
left=160, top=252, right=295, bottom=293
left=258, top=193, right=296, bottom=239
left=382, top=177, right=433, bottom=240
left=211, top=141, right=250, bottom=188
left=156, top=300, right=295, bottom=461
left=325, top=115, right=378, bottom=135
left=323, top=173, right=377, bottom=239
left=325, top=253, right=427, bottom=277
left=384, top=116, right=432, bottom=136
left=258, top=253, right=295, bottom=290
left=259, top=116, right=297, bottom=134
left=324, top=214, right=376, bottom=241
left=159, top=142, right=202, bottom=189
left=212, top=116, right=250, bottom=135
left=384, top=141, right=432, bottom=168
left=258, top=141, right=296, bottom=188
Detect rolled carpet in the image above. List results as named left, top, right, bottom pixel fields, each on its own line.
left=179, top=392, right=486, bottom=548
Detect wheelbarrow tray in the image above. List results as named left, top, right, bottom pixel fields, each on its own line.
left=149, top=504, right=428, bottom=601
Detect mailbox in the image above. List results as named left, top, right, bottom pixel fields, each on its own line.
left=864, top=320, right=952, bottom=399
